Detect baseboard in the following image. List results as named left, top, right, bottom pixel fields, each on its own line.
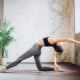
left=7, top=61, right=73, bottom=64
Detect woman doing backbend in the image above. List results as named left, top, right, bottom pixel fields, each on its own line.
left=2, top=37, right=80, bottom=71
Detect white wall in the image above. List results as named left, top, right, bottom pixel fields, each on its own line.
left=4, top=0, right=75, bottom=63
left=75, top=0, right=80, bottom=33
left=4, top=0, right=54, bottom=62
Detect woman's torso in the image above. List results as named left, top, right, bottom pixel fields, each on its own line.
left=38, top=37, right=63, bottom=52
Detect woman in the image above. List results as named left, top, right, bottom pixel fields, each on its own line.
left=1, top=37, right=80, bottom=72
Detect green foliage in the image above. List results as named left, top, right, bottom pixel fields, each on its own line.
left=0, top=22, right=14, bottom=58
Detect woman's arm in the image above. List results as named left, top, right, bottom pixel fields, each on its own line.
left=49, top=38, right=80, bottom=44
left=65, top=38, right=80, bottom=44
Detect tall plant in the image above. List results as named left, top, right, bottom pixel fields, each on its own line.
left=0, top=22, right=14, bottom=58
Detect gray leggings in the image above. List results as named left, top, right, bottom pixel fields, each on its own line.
left=6, top=43, right=54, bottom=71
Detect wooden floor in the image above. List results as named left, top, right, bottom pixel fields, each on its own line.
left=0, top=63, right=80, bottom=80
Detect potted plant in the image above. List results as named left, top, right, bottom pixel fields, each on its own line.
left=0, top=21, right=14, bottom=66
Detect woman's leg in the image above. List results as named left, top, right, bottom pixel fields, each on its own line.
left=6, top=44, right=41, bottom=69
left=34, top=54, right=54, bottom=71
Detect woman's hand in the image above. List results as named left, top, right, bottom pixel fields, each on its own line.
left=54, top=64, right=62, bottom=71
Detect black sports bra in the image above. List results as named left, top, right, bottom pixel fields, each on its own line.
left=43, top=37, right=63, bottom=52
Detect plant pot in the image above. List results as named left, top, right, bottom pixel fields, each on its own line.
left=0, top=58, right=7, bottom=65
left=0, top=58, right=3, bottom=65
left=0, top=58, right=7, bottom=70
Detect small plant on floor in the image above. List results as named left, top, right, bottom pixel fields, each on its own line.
left=0, top=21, right=14, bottom=65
